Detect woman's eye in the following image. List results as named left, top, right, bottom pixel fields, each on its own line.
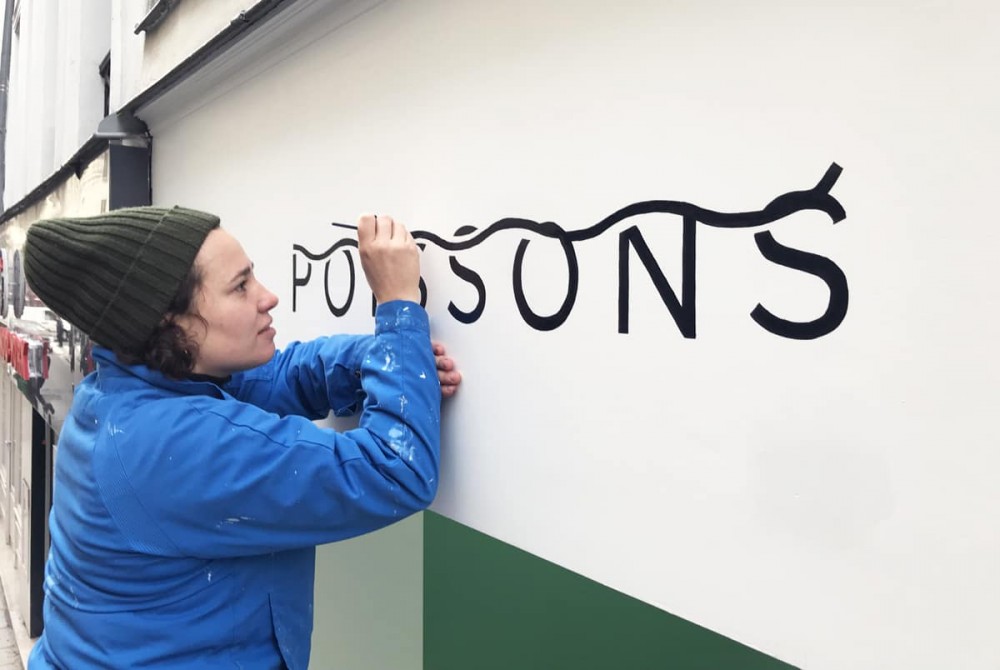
left=236, top=280, right=248, bottom=293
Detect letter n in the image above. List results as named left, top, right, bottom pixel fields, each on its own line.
left=618, top=217, right=696, bottom=338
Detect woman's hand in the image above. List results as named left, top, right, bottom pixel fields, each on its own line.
left=433, top=342, right=462, bottom=398
left=357, top=214, right=421, bottom=304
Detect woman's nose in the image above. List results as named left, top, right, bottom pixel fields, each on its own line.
left=259, top=286, right=279, bottom=311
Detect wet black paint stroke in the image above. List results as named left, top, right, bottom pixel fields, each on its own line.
left=292, top=163, right=845, bottom=261
left=294, top=237, right=357, bottom=261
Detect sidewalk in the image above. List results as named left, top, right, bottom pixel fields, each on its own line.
left=0, top=577, right=23, bottom=670
left=0, top=538, right=32, bottom=670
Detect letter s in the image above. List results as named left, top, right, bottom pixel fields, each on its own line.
left=751, top=231, right=848, bottom=340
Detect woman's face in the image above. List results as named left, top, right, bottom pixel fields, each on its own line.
left=177, top=228, right=279, bottom=377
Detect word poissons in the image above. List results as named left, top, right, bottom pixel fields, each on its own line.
left=292, top=163, right=849, bottom=340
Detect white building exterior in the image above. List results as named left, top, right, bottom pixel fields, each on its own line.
left=2, top=2, right=1000, bottom=669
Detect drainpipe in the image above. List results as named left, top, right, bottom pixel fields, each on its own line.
left=0, top=0, right=15, bottom=212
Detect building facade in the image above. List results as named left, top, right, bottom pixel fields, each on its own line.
left=2, top=1, right=999, bottom=669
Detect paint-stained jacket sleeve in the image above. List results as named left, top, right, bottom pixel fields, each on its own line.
left=225, top=333, right=371, bottom=418
left=94, top=301, right=441, bottom=558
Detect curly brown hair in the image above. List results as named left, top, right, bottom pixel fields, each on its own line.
left=115, top=263, right=207, bottom=379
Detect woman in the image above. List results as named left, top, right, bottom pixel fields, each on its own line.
left=22, top=206, right=460, bottom=669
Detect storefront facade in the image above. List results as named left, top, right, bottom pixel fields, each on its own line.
left=3, top=1, right=999, bottom=668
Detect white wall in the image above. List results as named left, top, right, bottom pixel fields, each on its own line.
left=3, top=0, right=110, bottom=206
left=21, top=0, right=57, bottom=193
left=141, top=1, right=1000, bottom=668
left=3, top=3, right=25, bottom=206
left=111, top=0, right=263, bottom=110
left=53, top=0, right=111, bottom=166
left=139, top=0, right=255, bottom=91
left=109, top=0, right=145, bottom=112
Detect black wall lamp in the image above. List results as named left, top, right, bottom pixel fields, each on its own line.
left=95, top=111, right=150, bottom=142
left=95, top=112, right=152, bottom=210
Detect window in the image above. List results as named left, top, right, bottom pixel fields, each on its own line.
left=98, top=52, right=111, bottom=118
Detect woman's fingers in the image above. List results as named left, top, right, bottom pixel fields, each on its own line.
left=358, top=213, right=377, bottom=245
left=356, top=213, right=420, bottom=304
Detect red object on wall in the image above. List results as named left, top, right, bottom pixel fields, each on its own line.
left=0, top=326, right=48, bottom=380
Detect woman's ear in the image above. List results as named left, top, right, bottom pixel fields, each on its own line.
left=170, top=312, right=207, bottom=344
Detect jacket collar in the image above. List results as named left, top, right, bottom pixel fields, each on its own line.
left=92, top=347, right=229, bottom=399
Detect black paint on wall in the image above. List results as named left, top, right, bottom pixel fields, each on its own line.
left=293, top=163, right=848, bottom=339
left=751, top=231, right=849, bottom=340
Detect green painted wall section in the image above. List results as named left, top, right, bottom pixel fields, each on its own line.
left=424, top=512, right=799, bottom=670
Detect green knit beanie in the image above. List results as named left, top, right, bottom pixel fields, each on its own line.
left=23, top=206, right=220, bottom=352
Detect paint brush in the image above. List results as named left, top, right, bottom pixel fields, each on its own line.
left=330, top=222, right=358, bottom=231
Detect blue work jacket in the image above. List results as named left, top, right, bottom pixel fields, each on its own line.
left=28, top=301, right=440, bottom=669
